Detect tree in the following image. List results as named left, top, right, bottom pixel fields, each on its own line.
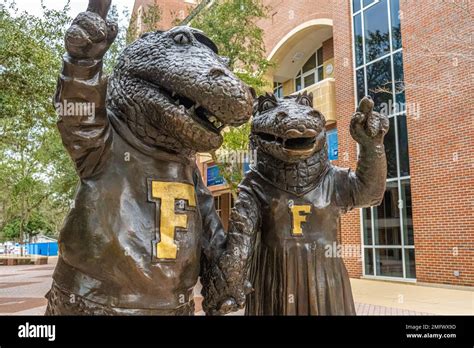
left=1, top=213, right=53, bottom=242
left=126, top=0, right=162, bottom=44
left=104, top=4, right=130, bottom=74
left=0, top=1, right=76, bottom=246
left=0, top=0, right=145, bottom=246
left=191, top=0, right=272, bottom=196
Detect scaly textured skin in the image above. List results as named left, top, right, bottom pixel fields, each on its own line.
left=107, top=26, right=254, bottom=154
left=47, top=0, right=253, bottom=316
left=203, top=92, right=389, bottom=315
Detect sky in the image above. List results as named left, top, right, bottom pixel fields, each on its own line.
left=10, top=0, right=135, bottom=25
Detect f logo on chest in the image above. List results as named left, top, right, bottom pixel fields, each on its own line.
left=148, top=180, right=196, bottom=260
left=289, top=202, right=312, bottom=236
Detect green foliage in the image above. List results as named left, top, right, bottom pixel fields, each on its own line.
left=1, top=212, right=53, bottom=242
left=0, top=1, right=77, bottom=242
left=104, top=5, right=130, bottom=74
left=126, top=1, right=162, bottom=44
left=191, top=0, right=271, bottom=195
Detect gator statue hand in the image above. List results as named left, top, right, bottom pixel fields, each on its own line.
left=45, top=0, right=253, bottom=316
left=350, top=96, right=389, bottom=146
left=210, top=92, right=389, bottom=315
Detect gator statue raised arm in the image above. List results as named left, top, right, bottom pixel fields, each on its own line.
left=203, top=92, right=389, bottom=315
left=45, top=0, right=253, bottom=315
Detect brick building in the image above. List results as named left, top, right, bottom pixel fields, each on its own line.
left=131, top=0, right=473, bottom=287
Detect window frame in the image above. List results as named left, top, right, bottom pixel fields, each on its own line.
left=351, top=0, right=416, bottom=282
left=273, top=82, right=283, bottom=98
left=294, top=46, right=324, bottom=92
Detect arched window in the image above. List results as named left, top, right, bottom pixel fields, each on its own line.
left=295, top=47, right=324, bottom=92
left=273, top=82, right=283, bottom=98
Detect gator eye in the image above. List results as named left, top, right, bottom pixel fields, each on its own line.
left=173, top=33, right=190, bottom=44
left=299, top=96, right=312, bottom=107
left=260, top=100, right=276, bottom=112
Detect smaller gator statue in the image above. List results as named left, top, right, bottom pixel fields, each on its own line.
left=203, top=92, right=389, bottom=315
left=46, top=0, right=253, bottom=315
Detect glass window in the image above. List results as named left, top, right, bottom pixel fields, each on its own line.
left=302, top=53, right=316, bottom=73
left=354, top=14, right=364, bottom=67
left=401, top=179, right=414, bottom=245
left=364, top=0, right=390, bottom=62
left=318, top=67, right=324, bottom=81
left=384, top=117, right=397, bottom=178
left=393, top=51, right=405, bottom=105
left=356, top=68, right=365, bottom=103
left=295, top=76, right=302, bottom=92
left=374, top=181, right=401, bottom=246
left=304, top=74, right=315, bottom=87
left=364, top=248, right=374, bottom=275
left=405, top=249, right=416, bottom=278
left=366, top=56, right=393, bottom=113
left=390, top=0, right=402, bottom=50
left=397, top=115, right=410, bottom=176
left=363, top=208, right=373, bottom=245
left=273, top=82, right=283, bottom=98
left=376, top=248, right=403, bottom=277
left=317, top=47, right=324, bottom=65
left=214, top=196, right=221, bottom=216
left=363, top=0, right=378, bottom=7
left=353, top=0, right=361, bottom=13
left=294, top=47, right=325, bottom=90
left=355, top=0, right=415, bottom=280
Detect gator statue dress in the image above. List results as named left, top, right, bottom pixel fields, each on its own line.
left=45, top=0, right=253, bottom=315
left=204, top=93, right=389, bottom=315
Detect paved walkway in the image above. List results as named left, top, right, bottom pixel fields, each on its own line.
left=0, top=258, right=472, bottom=316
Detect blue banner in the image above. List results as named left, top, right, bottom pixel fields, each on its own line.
left=327, top=129, right=338, bottom=161
left=207, top=164, right=225, bottom=186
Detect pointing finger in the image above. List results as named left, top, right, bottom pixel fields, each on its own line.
left=87, top=0, right=112, bottom=20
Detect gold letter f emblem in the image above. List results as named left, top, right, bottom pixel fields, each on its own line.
left=151, top=181, right=196, bottom=260
left=290, top=205, right=311, bottom=236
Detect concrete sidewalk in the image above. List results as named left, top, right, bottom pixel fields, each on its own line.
left=0, top=258, right=472, bottom=315
left=351, top=278, right=474, bottom=315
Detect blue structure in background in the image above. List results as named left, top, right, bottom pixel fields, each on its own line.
left=327, top=129, right=338, bottom=161
left=26, top=241, right=58, bottom=256
left=243, top=161, right=251, bottom=174
left=206, top=164, right=225, bottom=186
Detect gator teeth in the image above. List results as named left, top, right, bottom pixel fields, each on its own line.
left=188, top=105, right=196, bottom=113
left=171, top=92, right=176, bottom=98
left=174, top=99, right=180, bottom=105
left=195, top=103, right=201, bottom=109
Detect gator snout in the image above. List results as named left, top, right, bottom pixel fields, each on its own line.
left=108, top=26, right=254, bottom=154
left=251, top=92, right=327, bottom=162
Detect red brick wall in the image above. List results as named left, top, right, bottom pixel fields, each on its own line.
left=400, top=0, right=474, bottom=286
left=322, top=37, right=334, bottom=61
left=331, top=0, right=361, bottom=278
left=257, top=0, right=333, bottom=51
left=257, top=0, right=363, bottom=278
left=131, top=0, right=197, bottom=31
left=135, top=0, right=473, bottom=286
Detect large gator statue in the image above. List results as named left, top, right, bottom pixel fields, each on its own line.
left=45, top=0, right=253, bottom=315
left=204, top=93, right=389, bottom=315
